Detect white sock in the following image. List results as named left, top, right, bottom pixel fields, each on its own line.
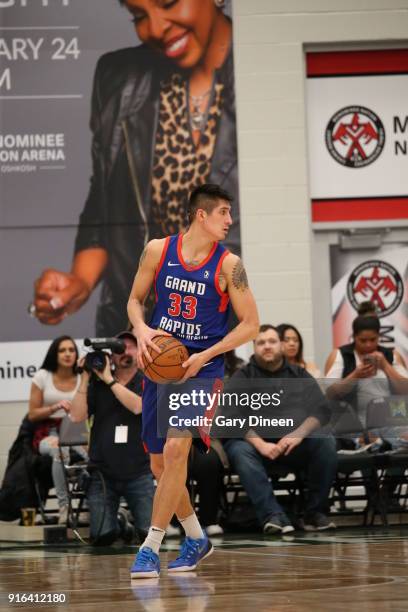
left=179, top=513, right=205, bottom=540
left=140, top=526, right=166, bottom=554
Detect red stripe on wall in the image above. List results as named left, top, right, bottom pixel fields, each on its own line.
left=312, top=197, right=408, bottom=222
left=307, top=49, right=408, bottom=76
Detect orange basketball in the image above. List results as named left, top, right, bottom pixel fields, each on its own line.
left=142, top=335, right=189, bottom=383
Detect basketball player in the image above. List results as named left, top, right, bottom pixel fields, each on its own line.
left=127, top=184, right=259, bottom=578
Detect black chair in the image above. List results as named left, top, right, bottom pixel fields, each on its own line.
left=366, top=396, right=408, bottom=518
left=0, top=415, right=54, bottom=524
left=58, top=417, right=110, bottom=542
left=329, top=401, right=384, bottom=525
left=222, top=462, right=306, bottom=531
left=58, top=416, right=90, bottom=530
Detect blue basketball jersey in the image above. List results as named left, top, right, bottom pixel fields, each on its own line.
left=149, top=234, right=230, bottom=350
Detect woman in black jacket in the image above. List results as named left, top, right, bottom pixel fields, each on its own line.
left=33, top=0, right=240, bottom=336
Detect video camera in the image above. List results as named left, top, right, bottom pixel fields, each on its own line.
left=79, top=337, right=126, bottom=373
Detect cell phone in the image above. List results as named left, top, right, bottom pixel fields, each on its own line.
left=363, top=355, right=376, bottom=365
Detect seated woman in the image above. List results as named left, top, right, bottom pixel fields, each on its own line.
left=276, top=323, right=321, bottom=378
left=28, top=336, right=87, bottom=524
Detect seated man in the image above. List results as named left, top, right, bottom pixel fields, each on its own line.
left=70, top=331, right=154, bottom=544
left=223, top=324, right=337, bottom=534
left=325, top=315, right=408, bottom=447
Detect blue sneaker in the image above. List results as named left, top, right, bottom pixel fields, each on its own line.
left=167, top=536, right=213, bottom=572
left=130, top=547, right=160, bottom=579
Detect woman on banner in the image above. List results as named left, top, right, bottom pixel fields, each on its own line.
left=32, top=0, right=239, bottom=336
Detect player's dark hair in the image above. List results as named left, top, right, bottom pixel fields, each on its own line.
left=41, top=336, right=78, bottom=373
left=187, top=184, right=233, bottom=224
left=276, top=323, right=304, bottom=365
left=352, top=315, right=380, bottom=336
left=357, top=300, right=378, bottom=317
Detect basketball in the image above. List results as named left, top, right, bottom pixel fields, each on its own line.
left=142, top=335, right=189, bottom=383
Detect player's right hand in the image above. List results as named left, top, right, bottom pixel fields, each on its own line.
left=133, top=324, right=170, bottom=370
left=33, top=269, right=91, bottom=325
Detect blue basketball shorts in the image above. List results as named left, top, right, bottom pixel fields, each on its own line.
left=141, top=354, right=224, bottom=454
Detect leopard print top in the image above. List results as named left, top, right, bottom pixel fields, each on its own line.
left=151, top=73, right=224, bottom=237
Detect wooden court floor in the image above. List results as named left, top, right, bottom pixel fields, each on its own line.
left=1, top=528, right=408, bottom=611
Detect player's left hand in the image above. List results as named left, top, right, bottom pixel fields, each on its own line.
left=277, top=435, right=303, bottom=456
left=178, top=353, right=209, bottom=383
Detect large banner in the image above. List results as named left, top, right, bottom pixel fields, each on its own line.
left=0, top=0, right=239, bottom=401
left=330, top=244, right=408, bottom=362
left=306, top=49, right=408, bottom=224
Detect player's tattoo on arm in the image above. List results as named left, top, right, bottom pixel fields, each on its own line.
left=231, top=259, right=249, bottom=291
left=138, top=246, right=147, bottom=269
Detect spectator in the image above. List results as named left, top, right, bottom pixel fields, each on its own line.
left=28, top=336, right=86, bottom=524
left=325, top=315, right=408, bottom=446
left=70, top=331, right=154, bottom=545
left=276, top=323, right=321, bottom=378
left=354, top=301, right=406, bottom=367
left=223, top=325, right=337, bottom=534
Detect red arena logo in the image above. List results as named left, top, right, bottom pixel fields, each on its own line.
left=347, top=260, right=403, bottom=317
left=325, top=106, right=385, bottom=168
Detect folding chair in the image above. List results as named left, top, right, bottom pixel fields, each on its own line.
left=329, top=400, right=384, bottom=525
left=366, top=396, right=408, bottom=517
left=222, top=464, right=304, bottom=531
left=58, top=417, right=111, bottom=541
left=58, top=416, right=90, bottom=530
left=0, top=415, right=53, bottom=524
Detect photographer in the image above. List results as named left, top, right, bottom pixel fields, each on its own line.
left=70, top=331, right=153, bottom=545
